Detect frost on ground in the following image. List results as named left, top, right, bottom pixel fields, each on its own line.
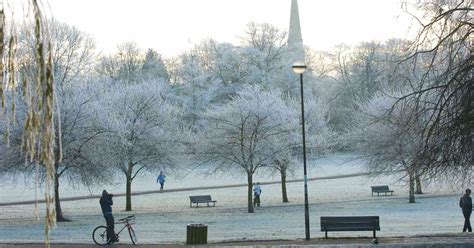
left=0, top=154, right=467, bottom=244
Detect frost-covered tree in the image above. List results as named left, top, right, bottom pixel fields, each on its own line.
left=351, top=95, right=425, bottom=203
left=115, top=41, right=142, bottom=83
left=268, top=92, right=335, bottom=203
left=96, top=42, right=143, bottom=84
left=197, top=85, right=295, bottom=213
left=172, top=34, right=288, bottom=130
left=172, top=50, right=221, bottom=131
left=17, top=19, right=96, bottom=87
left=142, top=48, right=169, bottom=81
left=240, top=22, right=298, bottom=97
left=241, top=22, right=287, bottom=73
left=91, top=80, right=186, bottom=211
left=328, top=41, right=401, bottom=132
left=96, top=42, right=169, bottom=84
left=3, top=19, right=98, bottom=222
left=0, top=80, right=108, bottom=219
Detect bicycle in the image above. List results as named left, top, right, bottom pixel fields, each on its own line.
left=92, top=214, right=138, bottom=245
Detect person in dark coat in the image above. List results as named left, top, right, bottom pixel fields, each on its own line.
left=459, top=188, right=472, bottom=232
left=100, top=190, right=117, bottom=243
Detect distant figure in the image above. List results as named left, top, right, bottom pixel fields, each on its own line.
left=100, top=190, right=117, bottom=244
left=253, top=182, right=262, bottom=207
left=459, top=188, right=472, bottom=232
left=157, top=171, right=166, bottom=190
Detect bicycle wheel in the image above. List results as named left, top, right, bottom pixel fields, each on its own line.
left=92, top=225, right=109, bottom=245
left=128, top=226, right=138, bottom=245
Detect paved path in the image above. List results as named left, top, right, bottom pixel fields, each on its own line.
left=0, top=172, right=370, bottom=206
left=0, top=233, right=473, bottom=247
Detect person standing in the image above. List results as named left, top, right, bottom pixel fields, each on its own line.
left=253, top=182, right=262, bottom=207
left=100, top=190, right=117, bottom=244
left=460, top=188, right=472, bottom=232
left=157, top=171, right=166, bottom=191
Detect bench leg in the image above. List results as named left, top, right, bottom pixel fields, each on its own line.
left=325, top=231, right=328, bottom=238
left=373, top=230, right=376, bottom=238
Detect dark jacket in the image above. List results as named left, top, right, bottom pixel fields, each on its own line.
left=100, top=192, right=113, bottom=214
left=460, top=194, right=472, bottom=214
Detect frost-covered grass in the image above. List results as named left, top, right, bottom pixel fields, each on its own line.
left=0, top=154, right=466, bottom=244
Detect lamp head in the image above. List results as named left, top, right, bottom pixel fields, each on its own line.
left=292, top=60, right=306, bottom=74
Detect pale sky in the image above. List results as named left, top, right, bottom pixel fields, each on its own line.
left=9, top=0, right=417, bottom=57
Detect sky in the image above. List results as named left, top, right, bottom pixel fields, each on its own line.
left=8, top=0, right=417, bottom=58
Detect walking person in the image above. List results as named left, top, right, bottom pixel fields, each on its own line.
left=157, top=171, right=166, bottom=191
left=460, top=188, right=472, bottom=232
left=100, top=190, right=117, bottom=244
left=253, top=182, right=262, bottom=207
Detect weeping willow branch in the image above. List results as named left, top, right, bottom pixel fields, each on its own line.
left=0, top=1, right=58, bottom=247
left=0, top=8, right=4, bottom=108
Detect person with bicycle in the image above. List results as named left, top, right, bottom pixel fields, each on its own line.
left=100, top=190, right=118, bottom=244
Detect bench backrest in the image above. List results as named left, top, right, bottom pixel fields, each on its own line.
left=321, top=216, right=380, bottom=231
left=371, top=185, right=390, bottom=191
left=189, top=195, right=212, bottom=202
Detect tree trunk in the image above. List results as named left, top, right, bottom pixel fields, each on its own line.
left=247, top=173, right=254, bottom=213
left=281, top=169, right=288, bottom=203
left=415, top=174, right=423, bottom=194
left=54, top=171, right=68, bottom=221
left=409, top=170, right=415, bottom=203
left=125, top=161, right=133, bottom=211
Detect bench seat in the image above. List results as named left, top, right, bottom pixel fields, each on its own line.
left=371, top=185, right=394, bottom=196
left=189, top=195, right=217, bottom=208
left=321, top=216, right=380, bottom=238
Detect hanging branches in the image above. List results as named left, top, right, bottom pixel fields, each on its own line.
left=398, top=0, right=473, bottom=182
left=1, top=0, right=57, bottom=247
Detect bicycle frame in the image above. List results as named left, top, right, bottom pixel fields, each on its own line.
left=114, top=221, right=132, bottom=237
left=92, top=215, right=137, bottom=245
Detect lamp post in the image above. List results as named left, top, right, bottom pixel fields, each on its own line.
left=292, top=60, right=310, bottom=240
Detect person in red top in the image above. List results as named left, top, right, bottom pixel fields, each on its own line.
left=459, top=188, right=472, bottom=232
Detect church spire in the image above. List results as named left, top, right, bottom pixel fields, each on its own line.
left=288, top=0, right=304, bottom=61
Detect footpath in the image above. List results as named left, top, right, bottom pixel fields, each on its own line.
left=0, top=233, right=473, bottom=248
left=0, top=172, right=368, bottom=206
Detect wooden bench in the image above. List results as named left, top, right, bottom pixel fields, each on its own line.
left=189, top=195, right=217, bottom=208
left=320, top=216, right=380, bottom=238
left=371, top=185, right=394, bottom=196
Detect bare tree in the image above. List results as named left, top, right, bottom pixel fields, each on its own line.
left=96, top=41, right=144, bottom=84
left=398, top=0, right=473, bottom=181
left=241, top=22, right=287, bottom=72
left=17, top=19, right=96, bottom=86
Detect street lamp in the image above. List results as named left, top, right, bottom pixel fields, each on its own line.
left=292, top=60, right=310, bottom=240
